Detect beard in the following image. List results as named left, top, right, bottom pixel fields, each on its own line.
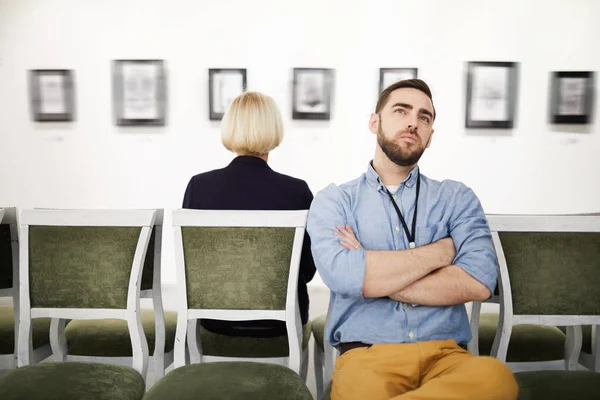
left=377, top=124, right=427, bottom=167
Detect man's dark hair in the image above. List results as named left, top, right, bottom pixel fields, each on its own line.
left=375, top=79, right=436, bottom=120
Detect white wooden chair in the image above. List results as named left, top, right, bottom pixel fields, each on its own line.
left=49, top=209, right=175, bottom=387
left=18, top=208, right=158, bottom=380
left=172, top=209, right=309, bottom=377
left=486, top=214, right=600, bottom=372
left=0, top=207, right=52, bottom=370
left=312, top=297, right=337, bottom=399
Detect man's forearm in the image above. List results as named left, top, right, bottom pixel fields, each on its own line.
left=389, top=265, right=491, bottom=306
left=362, top=240, right=453, bottom=298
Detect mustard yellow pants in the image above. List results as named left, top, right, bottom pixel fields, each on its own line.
left=331, top=339, right=518, bottom=400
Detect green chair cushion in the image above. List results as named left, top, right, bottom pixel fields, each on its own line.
left=0, top=362, right=145, bottom=400
left=558, top=325, right=593, bottom=354
left=65, top=309, right=177, bottom=357
left=478, top=312, right=566, bottom=362
left=0, top=306, right=51, bottom=354
left=311, top=314, right=326, bottom=352
left=515, top=371, right=600, bottom=400
left=143, top=362, right=312, bottom=400
left=322, top=372, right=600, bottom=400
left=199, top=322, right=311, bottom=358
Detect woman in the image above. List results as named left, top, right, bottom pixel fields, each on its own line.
left=182, top=91, right=316, bottom=338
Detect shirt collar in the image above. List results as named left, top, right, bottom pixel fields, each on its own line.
left=366, top=161, right=420, bottom=192
left=229, top=155, right=271, bottom=169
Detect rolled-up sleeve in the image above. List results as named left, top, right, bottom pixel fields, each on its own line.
left=449, top=186, right=498, bottom=295
left=307, top=184, right=366, bottom=298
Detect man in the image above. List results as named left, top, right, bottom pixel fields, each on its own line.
left=307, top=79, right=518, bottom=400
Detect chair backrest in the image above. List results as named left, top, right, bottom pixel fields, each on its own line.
left=172, top=209, right=307, bottom=371
left=487, top=214, right=600, bottom=324
left=141, top=209, right=163, bottom=293
left=0, top=208, right=18, bottom=296
left=18, top=209, right=158, bottom=374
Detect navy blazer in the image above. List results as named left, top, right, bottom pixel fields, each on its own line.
left=182, top=155, right=316, bottom=337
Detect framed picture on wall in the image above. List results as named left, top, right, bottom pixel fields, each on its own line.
left=465, top=61, right=519, bottom=129
left=29, top=69, right=75, bottom=122
left=292, top=68, right=335, bottom=120
left=209, top=69, right=247, bottom=121
left=112, top=59, right=167, bottom=126
left=549, top=71, right=594, bottom=124
left=379, top=68, right=418, bottom=93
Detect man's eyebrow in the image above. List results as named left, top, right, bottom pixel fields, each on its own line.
left=391, top=102, right=413, bottom=110
left=419, top=108, right=434, bottom=118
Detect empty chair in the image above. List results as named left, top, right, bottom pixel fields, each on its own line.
left=0, top=209, right=159, bottom=400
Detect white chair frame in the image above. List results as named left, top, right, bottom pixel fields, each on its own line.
left=0, top=207, right=52, bottom=369
left=487, top=214, right=600, bottom=372
left=313, top=297, right=337, bottom=400
left=18, top=209, right=157, bottom=380
left=48, top=209, right=172, bottom=387
left=172, top=209, right=308, bottom=377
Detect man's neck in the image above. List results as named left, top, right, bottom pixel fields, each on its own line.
left=372, top=151, right=416, bottom=186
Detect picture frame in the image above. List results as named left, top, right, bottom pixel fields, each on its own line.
left=209, top=68, right=247, bottom=121
left=112, top=59, right=166, bottom=126
left=29, top=69, right=75, bottom=122
left=292, top=68, right=335, bottom=120
left=379, top=68, right=418, bottom=93
left=465, top=61, right=519, bottom=129
left=549, top=71, right=594, bottom=124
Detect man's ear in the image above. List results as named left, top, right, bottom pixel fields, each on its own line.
left=425, top=129, right=434, bottom=148
left=369, top=113, right=380, bottom=135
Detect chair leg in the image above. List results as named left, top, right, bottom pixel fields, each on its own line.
left=49, top=318, right=67, bottom=362
left=468, top=301, right=482, bottom=355
left=565, top=325, right=583, bottom=371
left=300, top=348, right=309, bottom=382
left=174, top=314, right=188, bottom=368
left=314, top=344, right=324, bottom=400
left=187, top=319, right=202, bottom=364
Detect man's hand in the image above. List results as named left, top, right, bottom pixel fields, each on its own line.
left=335, top=224, right=362, bottom=250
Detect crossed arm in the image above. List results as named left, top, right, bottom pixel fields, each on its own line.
left=335, top=225, right=491, bottom=306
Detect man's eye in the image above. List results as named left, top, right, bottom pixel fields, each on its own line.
left=420, top=116, right=430, bottom=122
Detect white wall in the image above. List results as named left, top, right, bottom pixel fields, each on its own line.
left=1, top=0, right=599, bottom=284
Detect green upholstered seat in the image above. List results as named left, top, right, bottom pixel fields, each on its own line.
left=478, top=312, right=567, bottom=362
left=0, top=362, right=145, bottom=400
left=515, top=371, right=600, bottom=400
left=0, top=306, right=51, bottom=354
left=64, top=309, right=177, bottom=357
left=143, top=362, right=312, bottom=400
left=311, top=314, right=326, bottom=352
left=199, top=321, right=312, bottom=358
left=321, top=371, right=600, bottom=400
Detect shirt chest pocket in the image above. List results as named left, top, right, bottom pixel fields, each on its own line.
left=416, top=222, right=449, bottom=247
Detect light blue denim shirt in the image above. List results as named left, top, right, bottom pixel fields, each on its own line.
left=306, top=162, right=497, bottom=347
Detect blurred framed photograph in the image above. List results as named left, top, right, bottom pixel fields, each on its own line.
left=29, top=69, right=75, bottom=122
left=113, top=59, right=166, bottom=126
left=292, top=68, right=335, bottom=120
left=465, top=61, right=519, bottom=129
left=379, top=68, right=418, bottom=93
left=550, top=71, right=594, bottom=124
left=209, top=69, right=247, bottom=121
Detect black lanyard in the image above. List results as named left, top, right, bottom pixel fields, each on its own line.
left=383, top=172, right=421, bottom=249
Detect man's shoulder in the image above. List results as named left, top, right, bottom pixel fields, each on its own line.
left=313, top=176, right=364, bottom=204
left=422, top=175, right=474, bottom=198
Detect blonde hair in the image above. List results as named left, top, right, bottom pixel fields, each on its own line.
left=220, top=91, right=284, bottom=155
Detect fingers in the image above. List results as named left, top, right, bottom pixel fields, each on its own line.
left=335, top=224, right=361, bottom=249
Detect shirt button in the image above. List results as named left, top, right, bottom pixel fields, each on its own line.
left=406, top=183, right=412, bottom=188
left=408, top=332, right=414, bottom=338
left=395, top=226, right=400, bottom=232
left=393, top=195, right=397, bottom=199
